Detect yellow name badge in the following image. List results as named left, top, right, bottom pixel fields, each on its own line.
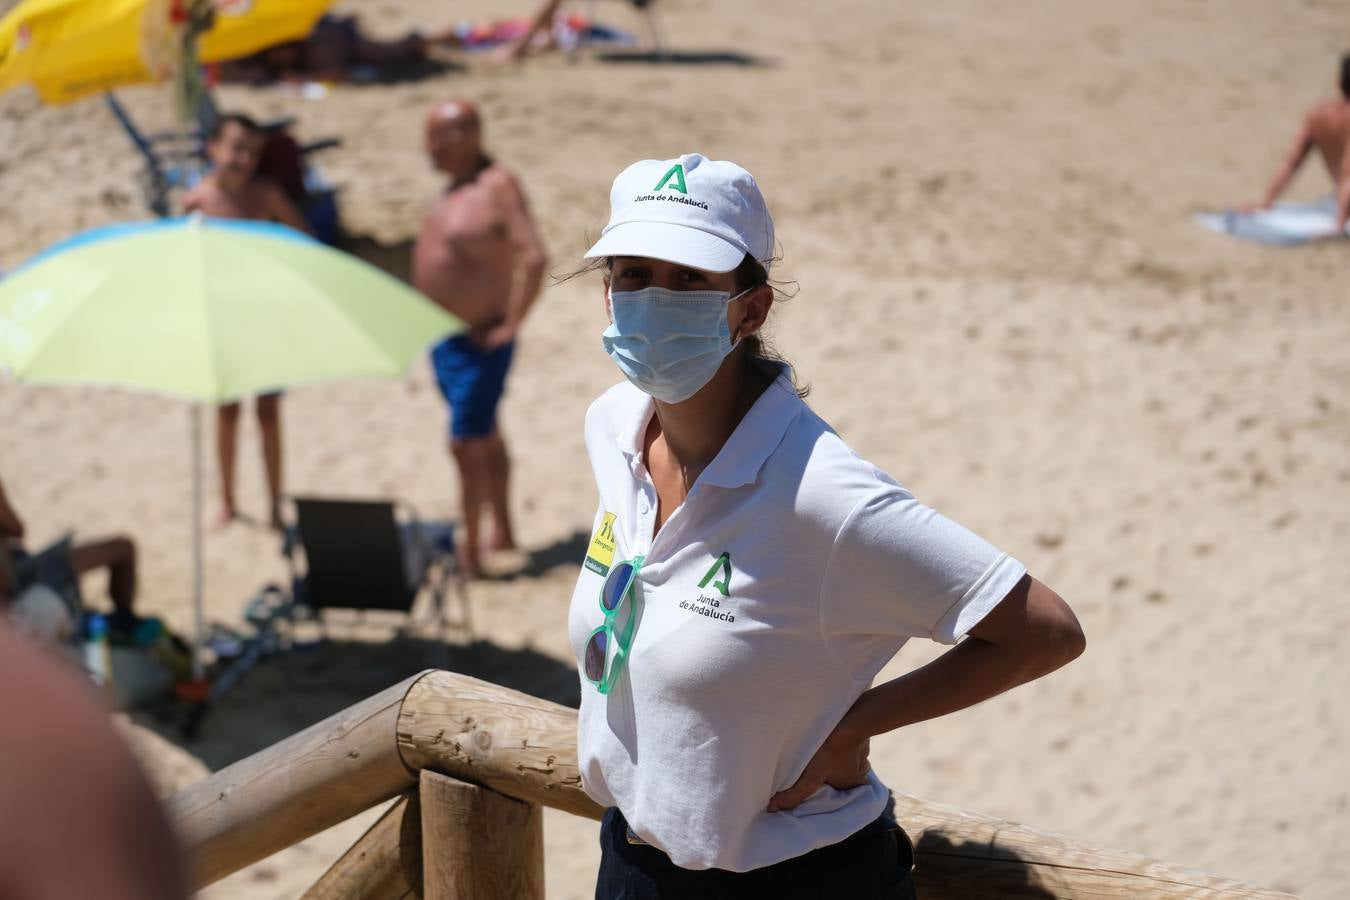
left=584, top=512, right=618, bottom=576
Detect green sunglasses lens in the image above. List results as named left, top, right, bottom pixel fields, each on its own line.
left=601, top=561, right=635, bottom=611
left=588, top=556, right=644, bottom=693
left=583, top=628, right=608, bottom=683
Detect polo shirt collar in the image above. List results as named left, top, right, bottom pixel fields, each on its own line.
left=615, top=389, right=654, bottom=460
left=614, top=367, right=802, bottom=490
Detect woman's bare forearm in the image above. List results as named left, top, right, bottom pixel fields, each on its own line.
left=836, top=577, right=1085, bottom=743
left=835, top=633, right=1074, bottom=743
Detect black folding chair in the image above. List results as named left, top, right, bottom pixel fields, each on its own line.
left=285, top=496, right=468, bottom=636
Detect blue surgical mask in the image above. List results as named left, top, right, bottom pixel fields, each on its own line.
left=603, top=286, right=749, bottom=403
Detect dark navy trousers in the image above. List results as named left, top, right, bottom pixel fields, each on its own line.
left=595, top=806, right=918, bottom=899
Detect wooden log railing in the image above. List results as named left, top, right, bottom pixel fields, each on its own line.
left=167, top=670, right=1298, bottom=899
left=299, top=793, right=423, bottom=900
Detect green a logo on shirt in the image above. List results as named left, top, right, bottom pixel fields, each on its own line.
left=653, top=163, right=688, bottom=194
left=698, top=552, right=732, bottom=597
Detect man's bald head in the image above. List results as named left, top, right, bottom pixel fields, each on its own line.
left=425, top=99, right=484, bottom=178
left=428, top=99, right=480, bottom=129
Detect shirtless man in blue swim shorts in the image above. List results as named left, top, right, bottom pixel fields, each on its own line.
left=413, top=99, right=547, bottom=576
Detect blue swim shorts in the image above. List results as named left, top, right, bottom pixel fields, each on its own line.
left=430, top=334, right=515, bottom=439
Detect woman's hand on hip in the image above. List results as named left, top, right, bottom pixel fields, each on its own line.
left=766, top=727, right=871, bottom=812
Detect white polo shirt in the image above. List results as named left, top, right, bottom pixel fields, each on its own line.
left=568, top=371, right=1027, bottom=872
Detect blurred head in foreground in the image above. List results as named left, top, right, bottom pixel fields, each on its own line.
left=0, top=620, right=187, bottom=899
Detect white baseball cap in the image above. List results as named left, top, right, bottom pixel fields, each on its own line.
left=584, top=153, right=775, bottom=273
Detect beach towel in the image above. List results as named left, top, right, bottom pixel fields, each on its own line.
left=1195, top=197, right=1349, bottom=246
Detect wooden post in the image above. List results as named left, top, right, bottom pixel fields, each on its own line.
left=419, top=770, right=543, bottom=900
left=397, top=671, right=605, bottom=821
left=300, top=793, right=422, bottom=900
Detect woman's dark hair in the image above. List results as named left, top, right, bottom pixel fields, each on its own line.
left=1341, top=52, right=1350, bottom=99
left=729, top=254, right=807, bottom=398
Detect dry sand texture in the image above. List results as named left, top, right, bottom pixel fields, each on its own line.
left=2, top=0, right=1348, bottom=897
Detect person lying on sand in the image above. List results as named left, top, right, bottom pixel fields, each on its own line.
left=494, top=0, right=565, bottom=62
left=183, top=113, right=310, bottom=530
left=0, top=619, right=187, bottom=900
left=215, top=14, right=463, bottom=85
left=480, top=0, right=642, bottom=62
left=413, top=100, right=547, bottom=578
left=1239, top=52, right=1350, bottom=232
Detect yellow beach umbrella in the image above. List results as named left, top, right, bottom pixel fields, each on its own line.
left=0, top=0, right=332, bottom=104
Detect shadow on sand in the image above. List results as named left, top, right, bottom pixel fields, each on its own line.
left=133, top=633, right=580, bottom=770
left=492, top=528, right=590, bottom=582
left=342, top=57, right=464, bottom=86
left=596, top=49, right=769, bottom=66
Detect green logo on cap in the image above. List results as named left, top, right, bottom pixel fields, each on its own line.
left=653, top=164, right=688, bottom=195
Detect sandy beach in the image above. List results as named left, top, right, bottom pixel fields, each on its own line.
left=2, top=0, right=1348, bottom=897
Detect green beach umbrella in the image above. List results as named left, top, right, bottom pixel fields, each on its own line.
left=0, top=215, right=459, bottom=400
left=0, top=215, right=463, bottom=679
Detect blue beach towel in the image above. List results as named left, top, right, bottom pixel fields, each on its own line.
left=1195, top=197, right=1349, bottom=246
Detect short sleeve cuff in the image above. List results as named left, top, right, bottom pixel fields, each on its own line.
left=930, top=554, right=1028, bottom=644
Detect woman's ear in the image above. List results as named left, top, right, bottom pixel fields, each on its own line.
left=733, top=284, right=774, bottom=340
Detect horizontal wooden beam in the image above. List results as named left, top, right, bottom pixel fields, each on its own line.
left=167, top=669, right=1295, bottom=898
left=169, top=672, right=428, bottom=889
left=896, top=793, right=1297, bottom=898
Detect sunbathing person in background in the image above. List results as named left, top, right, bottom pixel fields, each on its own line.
left=493, top=0, right=565, bottom=61
left=486, top=0, right=640, bottom=62
left=0, top=618, right=188, bottom=900
left=184, top=113, right=310, bottom=530
left=216, top=14, right=464, bottom=85
left=215, top=8, right=630, bottom=82
left=1239, top=52, right=1350, bottom=232
left=0, top=474, right=139, bottom=627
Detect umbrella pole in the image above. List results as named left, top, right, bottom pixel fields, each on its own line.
left=191, top=403, right=205, bottom=681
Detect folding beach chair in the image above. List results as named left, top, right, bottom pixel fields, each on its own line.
left=103, top=92, right=202, bottom=219
left=285, top=496, right=468, bottom=635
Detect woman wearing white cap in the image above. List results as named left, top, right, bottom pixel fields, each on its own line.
left=570, top=153, right=1085, bottom=898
